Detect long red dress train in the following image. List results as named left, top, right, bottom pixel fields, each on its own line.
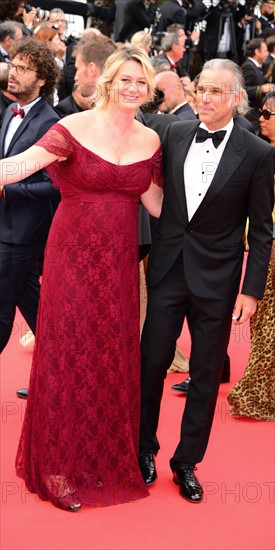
left=15, top=124, right=163, bottom=509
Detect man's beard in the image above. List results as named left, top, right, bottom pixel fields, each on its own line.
left=7, top=78, right=41, bottom=103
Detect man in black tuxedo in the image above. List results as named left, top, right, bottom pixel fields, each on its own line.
left=139, top=58, right=274, bottom=503
left=0, top=39, right=60, bottom=373
left=242, top=37, right=275, bottom=132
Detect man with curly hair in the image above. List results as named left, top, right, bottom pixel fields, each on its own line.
left=0, top=38, right=60, bottom=391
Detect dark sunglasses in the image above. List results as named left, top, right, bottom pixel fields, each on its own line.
left=259, top=108, right=275, bottom=120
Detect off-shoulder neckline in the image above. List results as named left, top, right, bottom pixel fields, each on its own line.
left=54, top=123, right=162, bottom=167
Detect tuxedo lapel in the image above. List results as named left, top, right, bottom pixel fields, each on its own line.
left=0, top=108, right=13, bottom=158
left=172, top=122, right=199, bottom=221
left=189, top=123, right=246, bottom=224
left=4, top=99, right=43, bottom=157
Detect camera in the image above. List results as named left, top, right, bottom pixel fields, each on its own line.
left=25, top=5, right=50, bottom=20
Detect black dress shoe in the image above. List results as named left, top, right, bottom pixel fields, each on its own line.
left=173, top=466, right=203, bottom=503
left=16, top=388, right=28, bottom=399
left=138, top=452, right=157, bottom=485
left=172, top=377, right=190, bottom=393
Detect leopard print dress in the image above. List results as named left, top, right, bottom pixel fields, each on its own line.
left=228, top=240, right=275, bottom=421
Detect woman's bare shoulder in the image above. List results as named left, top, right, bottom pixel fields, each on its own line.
left=136, top=120, right=161, bottom=151
left=58, top=110, right=94, bottom=131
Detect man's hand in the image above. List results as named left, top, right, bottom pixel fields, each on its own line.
left=232, top=294, right=258, bottom=324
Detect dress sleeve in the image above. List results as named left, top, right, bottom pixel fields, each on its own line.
left=150, top=146, right=164, bottom=188
left=35, top=123, right=74, bottom=158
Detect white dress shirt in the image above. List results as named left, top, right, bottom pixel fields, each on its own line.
left=184, top=119, right=234, bottom=221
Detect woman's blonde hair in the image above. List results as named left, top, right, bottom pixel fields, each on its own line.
left=96, top=44, right=156, bottom=110
left=130, top=30, right=152, bottom=49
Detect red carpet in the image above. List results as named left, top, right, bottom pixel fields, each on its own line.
left=1, top=312, right=274, bottom=550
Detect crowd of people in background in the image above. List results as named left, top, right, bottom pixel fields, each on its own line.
left=0, top=0, right=274, bottom=512
left=1, top=0, right=275, bottom=129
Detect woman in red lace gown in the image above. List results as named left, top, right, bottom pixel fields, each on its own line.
left=0, top=46, right=163, bottom=511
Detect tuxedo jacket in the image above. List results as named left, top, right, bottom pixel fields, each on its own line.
left=147, top=120, right=274, bottom=300
left=241, top=59, right=268, bottom=98
left=158, top=0, right=206, bottom=32
left=158, top=0, right=186, bottom=32
left=173, top=103, right=197, bottom=120
left=114, top=0, right=157, bottom=42
left=156, top=52, right=186, bottom=78
left=54, top=95, right=84, bottom=118
left=0, top=98, right=60, bottom=245
left=138, top=111, right=179, bottom=139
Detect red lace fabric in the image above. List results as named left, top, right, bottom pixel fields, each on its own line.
left=15, top=124, right=163, bottom=508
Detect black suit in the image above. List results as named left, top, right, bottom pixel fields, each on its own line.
left=241, top=58, right=269, bottom=133
left=172, top=102, right=197, bottom=120
left=54, top=95, right=83, bottom=118
left=158, top=0, right=186, bottom=32
left=140, top=120, right=274, bottom=465
left=139, top=111, right=179, bottom=138
left=156, top=52, right=186, bottom=78
left=258, top=15, right=275, bottom=34
left=158, top=0, right=206, bottom=32
left=114, top=0, right=157, bottom=42
left=0, top=98, right=60, bottom=352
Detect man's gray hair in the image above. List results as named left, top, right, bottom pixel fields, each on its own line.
left=202, top=58, right=249, bottom=116
left=161, top=32, right=180, bottom=52
left=0, top=21, right=21, bottom=42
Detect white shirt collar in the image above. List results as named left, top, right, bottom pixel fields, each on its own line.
left=248, top=57, right=262, bottom=69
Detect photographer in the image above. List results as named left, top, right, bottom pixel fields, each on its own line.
left=157, top=0, right=207, bottom=33
left=0, top=1, right=34, bottom=35
left=198, top=0, right=246, bottom=63
left=157, top=0, right=187, bottom=32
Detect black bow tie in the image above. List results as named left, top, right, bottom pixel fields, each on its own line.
left=195, top=127, right=226, bottom=148
left=11, top=107, right=25, bottom=119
